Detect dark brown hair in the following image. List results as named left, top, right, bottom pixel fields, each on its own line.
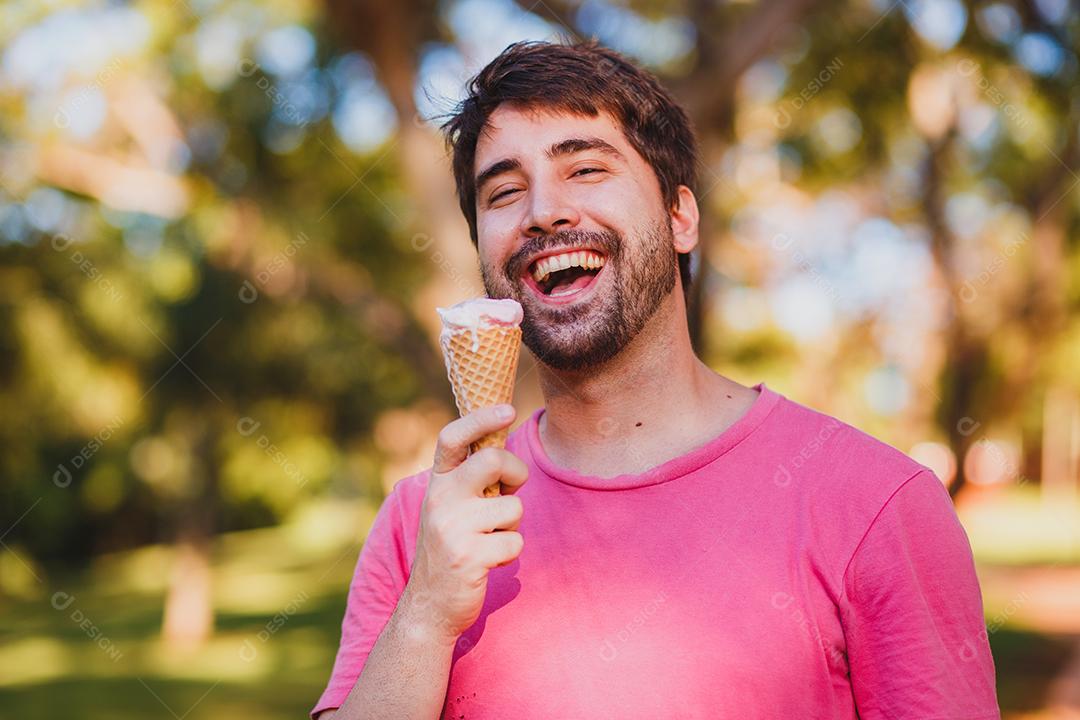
left=439, top=39, right=698, bottom=294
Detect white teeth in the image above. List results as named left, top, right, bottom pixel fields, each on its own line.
left=529, top=249, right=607, bottom=284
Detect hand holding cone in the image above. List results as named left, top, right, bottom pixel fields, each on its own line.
left=437, top=298, right=524, bottom=497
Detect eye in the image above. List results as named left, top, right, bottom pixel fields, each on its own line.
left=573, top=167, right=605, bottom=177
left=490, top=188, right=520, bottom=203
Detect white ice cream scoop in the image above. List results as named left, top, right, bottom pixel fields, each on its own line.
left=437, top=297, right=523, bottom=352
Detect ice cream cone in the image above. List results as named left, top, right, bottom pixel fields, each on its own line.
left=437, top=299, right=523, bottom=497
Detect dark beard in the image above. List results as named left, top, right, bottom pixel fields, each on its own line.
left=480, top=220, right=677, bottom=371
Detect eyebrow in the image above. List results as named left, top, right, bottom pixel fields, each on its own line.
left=474, top=136, right=626, bottom=197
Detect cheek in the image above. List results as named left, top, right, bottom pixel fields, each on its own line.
left=477, top=217, right=520, bottom=265
left=581, top=179, right=648, bottom=229
left=477, top=199, right=524, bottom=234
left=476, top=241, right=508, bottom=283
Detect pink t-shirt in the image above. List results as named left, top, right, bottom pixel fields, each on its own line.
left=313, top=383, right=999, bottom=718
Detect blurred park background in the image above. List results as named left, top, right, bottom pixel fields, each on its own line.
left=1, top=0, right=1079, bottom=717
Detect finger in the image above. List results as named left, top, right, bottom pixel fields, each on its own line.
left=496, top=454, right=529, bottom=496
left=459, top=448, right=527, bottom=498
left=464, top=495, right=523, bottom=533
left=497, top=514, right=522, bottom=533
left=477, top=530, right=524, bottom=569
left=432, top=405, right=516, bottom=474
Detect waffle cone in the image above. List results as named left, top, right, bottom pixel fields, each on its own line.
left=440, top=326, right=522, bottom=497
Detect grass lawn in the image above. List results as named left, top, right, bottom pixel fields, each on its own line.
left=0, top=499, right=377, bottom=720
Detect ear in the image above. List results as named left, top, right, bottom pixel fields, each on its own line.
left=670, top=185, right=699, bottom=254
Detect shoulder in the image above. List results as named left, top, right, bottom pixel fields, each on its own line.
left=755, top=391, right=956, bottom=594
left=385, top=467, right=431, bottom=523
left=765, top=391, right=931, bottom=495
left=760, top=391, right=947, bottom=561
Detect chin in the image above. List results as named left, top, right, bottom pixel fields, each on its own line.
left=521, top=311, right=628, bottom=372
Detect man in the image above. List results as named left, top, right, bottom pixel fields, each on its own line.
left=313, top=40, right=999, bottom=719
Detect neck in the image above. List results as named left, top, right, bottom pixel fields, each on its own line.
left=535, top=289, right=756, bottom=477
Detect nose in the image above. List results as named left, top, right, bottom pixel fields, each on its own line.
left=519, top=178, right=580, bottom=239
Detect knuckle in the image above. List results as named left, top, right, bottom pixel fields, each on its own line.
left=507, top=532, right=524, bottom=554
left=513, top=456, right=529, bottom=477
left=423, top=485, right=447, bottom=513
left=505, top=463, right=527, bottom=486
left=436, top=427, right=460, bottom=453
left=432, top=445, right=448, bottom=468
left=446, top=543, right=470, bottom=570
left=430, top=512, right=455, bottom=539
left=471, top=406, right=497, bottom=427
left=471, top=448, right=502, bottom=474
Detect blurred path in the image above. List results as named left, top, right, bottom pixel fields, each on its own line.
left=979, top=565, right=1080, bottom=718
left=978, top=565, right=1080, bottom=634
left=1047, top=642, right=1080, bottom=718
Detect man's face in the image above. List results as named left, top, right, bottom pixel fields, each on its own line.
left=473, top=106, right=679, bottom=371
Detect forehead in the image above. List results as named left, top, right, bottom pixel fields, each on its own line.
left=474, top=105, right=634, bottom=165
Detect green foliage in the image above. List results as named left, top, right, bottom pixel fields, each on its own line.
left=0, top=0, right=437, bottom=569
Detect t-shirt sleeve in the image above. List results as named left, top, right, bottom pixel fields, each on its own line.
left=840, top=470, right=1000, bottom=719
left=311, top=481, right=415, bottom=718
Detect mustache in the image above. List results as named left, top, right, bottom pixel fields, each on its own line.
left=505, top=228, right=621, bottom=280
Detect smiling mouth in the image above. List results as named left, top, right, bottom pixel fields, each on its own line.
left=526, top=249, right=606, bottom=298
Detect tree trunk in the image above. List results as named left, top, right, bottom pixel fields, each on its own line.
left=161, top=416, right=218, bottom=650
left=161, top=533, right=213, bottom=650
left=919, top=132, right=991, bottom=496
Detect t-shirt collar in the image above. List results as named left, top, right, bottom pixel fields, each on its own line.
left=522, top=382, right=780, bottom=491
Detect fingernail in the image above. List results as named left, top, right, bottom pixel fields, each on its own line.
left=495, top=404, right=514, bottom=419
